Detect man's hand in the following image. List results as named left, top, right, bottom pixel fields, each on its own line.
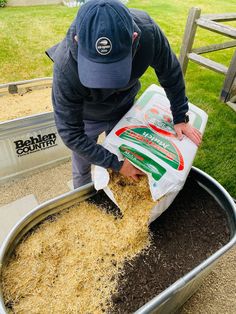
left=119, top=159, right=145, bottom=181
left=174, top=122, right=202, bottom=146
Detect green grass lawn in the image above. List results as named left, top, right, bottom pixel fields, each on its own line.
left=0, top=0, right=235, bottom=196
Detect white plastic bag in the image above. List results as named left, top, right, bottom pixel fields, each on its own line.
left=94, top=84, right=208, bottom=223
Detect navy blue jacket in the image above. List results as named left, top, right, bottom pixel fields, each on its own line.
left=47, top=8, right=188, bottom=172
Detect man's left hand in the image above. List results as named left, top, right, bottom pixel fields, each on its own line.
left=174, top=123, right=202, bottom=146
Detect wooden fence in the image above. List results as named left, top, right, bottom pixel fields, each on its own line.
left=179, top=7, right=236, bottom=111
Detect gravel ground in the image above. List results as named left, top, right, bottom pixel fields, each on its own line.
left=180, top=247, right=236, bottom=314
left=0, top=161, right=71, bottom=206
left=1, top=89, right=235, bottom=313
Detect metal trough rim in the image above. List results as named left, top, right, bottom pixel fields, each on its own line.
left=0, top=112, right=54, bottom=138
left=0, top=167, right=235, bottom=313
left=0, top=77, right=52, bottom=97
left=0, top=77, right=52, bottom=90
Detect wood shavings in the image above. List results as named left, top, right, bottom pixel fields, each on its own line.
left=0, top=88, right=52, bottom=122
left=2, top=173, right=156, bottom=313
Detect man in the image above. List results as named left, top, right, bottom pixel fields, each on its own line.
left=46, top=0, right=202, bottom=189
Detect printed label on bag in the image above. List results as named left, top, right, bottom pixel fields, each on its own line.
left=116, top=126, right=184, bottom=171
left=119, top=144, right=166, bottom=181
left=144, top=107, right=176, bottom=137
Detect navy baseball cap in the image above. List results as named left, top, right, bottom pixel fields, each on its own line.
left=76, top=0, right=134, bottom=89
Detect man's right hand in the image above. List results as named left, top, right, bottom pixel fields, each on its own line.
left=119, top=159, right=145, bottom=181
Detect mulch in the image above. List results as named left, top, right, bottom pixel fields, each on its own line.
left=106, top=175, right=230, bottom=313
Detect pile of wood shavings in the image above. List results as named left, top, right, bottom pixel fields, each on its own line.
left=2, top=173, right=156, bottom=313
left=0, top=88, right=52, bottom=122
left=108, top=172, right=157, bottom=242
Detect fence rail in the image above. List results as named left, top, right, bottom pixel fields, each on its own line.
left=179, top=7, right=236, bottom=111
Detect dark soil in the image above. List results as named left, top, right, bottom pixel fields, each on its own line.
left=106, top=175, right=231, bottom=313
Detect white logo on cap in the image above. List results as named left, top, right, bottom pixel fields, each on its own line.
left=96, top=37, right=112, bottom=55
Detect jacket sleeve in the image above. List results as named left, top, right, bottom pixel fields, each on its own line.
left=150, top=21, right=189, bottom=124
left=52, top=64, right=123, bottom=171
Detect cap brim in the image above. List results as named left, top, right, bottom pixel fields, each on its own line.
left=77, top=50, right=132, bottom=89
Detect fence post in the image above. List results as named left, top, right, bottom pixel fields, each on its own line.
left=221, top=50, right=236, bottom=102
left=179, top=7, right=201, bottom=75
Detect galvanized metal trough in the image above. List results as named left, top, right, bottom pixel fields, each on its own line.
left=0, top=167, right=235, bottom=313
left=0, top=78, right=71, bottom=183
